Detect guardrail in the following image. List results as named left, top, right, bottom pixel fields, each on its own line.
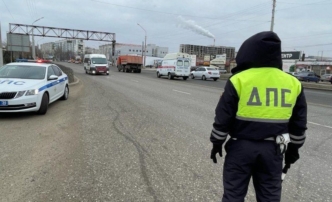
left=219, top=74, right=332, bottom=91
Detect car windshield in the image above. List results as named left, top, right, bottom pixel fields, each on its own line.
left=0, top=65, right=46, bottom=80
left=207, top=68, right=216, bottom=70
left=91, top=58, right=107, bottom=64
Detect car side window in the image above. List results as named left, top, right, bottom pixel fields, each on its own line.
left=52, top=66, right=62, bottom=76
left=47, top=66, right=56, bottom=78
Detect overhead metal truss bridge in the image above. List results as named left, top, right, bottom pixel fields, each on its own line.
left=9, top=23, right=116, bottom=42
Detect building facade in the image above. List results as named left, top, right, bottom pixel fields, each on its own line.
left=41, top=39, right=85, bottom=55
left=179, top=44, right=235, bottom=60
left=53, top=39, right=85, bottom=55
left=40, top=42, right=54, bottom=54
left=85, top=47, right=100, bottom=54
left=100, top=43, right=169, bottom=62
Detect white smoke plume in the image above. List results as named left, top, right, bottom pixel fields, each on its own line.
left=177, top=16, right=215, bottom=39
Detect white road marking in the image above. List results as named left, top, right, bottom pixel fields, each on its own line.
left=131, top=80, right=139, bottom=83
left=307, top=102, right=332, bottom=108
left=308, top=121, right=332, bottom=129
left=172, top=89, right=191, bottom=95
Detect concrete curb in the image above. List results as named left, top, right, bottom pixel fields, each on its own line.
left=69, top=76, right=80, bottom=86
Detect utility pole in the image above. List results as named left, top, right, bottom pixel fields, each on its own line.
left=137, top=23, right=147, bottom=67
left=270, top=0, right=276, bottom=31
left=141, top=41, right=144, bottom=58
left=0, top=21, right=3, bottom=66
left=32, top=17, right=44, bottom=60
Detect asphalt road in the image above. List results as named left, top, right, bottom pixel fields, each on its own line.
left=140, top=68, right=332, bottom=107
left=0, top=62, right=331, bottom=202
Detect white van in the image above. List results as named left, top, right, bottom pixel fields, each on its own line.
left=156, top=53, right=191, bottom=80
left=83, top=54, right=109, bottom=75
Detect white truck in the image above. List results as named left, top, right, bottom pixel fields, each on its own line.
left=156, top=53, right=191, bottom=80
left=83, top=54, right=109, bottom=75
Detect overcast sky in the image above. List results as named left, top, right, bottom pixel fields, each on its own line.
left=1, top=0, right=332, bottom=57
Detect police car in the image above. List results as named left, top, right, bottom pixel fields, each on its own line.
left=0, top=61, right=69, bottom=115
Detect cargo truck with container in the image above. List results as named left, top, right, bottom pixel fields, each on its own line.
left=156, top=53, right=191, bottom=80
left=117, top=55, right=142, bottom=73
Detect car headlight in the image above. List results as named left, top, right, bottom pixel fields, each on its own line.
left=26, top=89, right=39, bottom=96
left=15, top=91, right=26, bottom=98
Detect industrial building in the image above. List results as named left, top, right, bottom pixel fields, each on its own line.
left=179, top=44, right=236, bottom=60
left=99, top=43, right=169, bottom=62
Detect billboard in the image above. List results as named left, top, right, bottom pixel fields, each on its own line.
left=281, top=51, right=301, bottom=60
left=7, top=33, right=30, bottom=52
left=203, top=55, right=210, bottom=62
left=216, top=54, right=226, bottom=59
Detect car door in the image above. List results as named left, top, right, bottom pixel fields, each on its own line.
left=52, top=65, right=65, bottom=99
left=201, top=67, right=207, bottom=78
left=46, top=66, right=57, bottom=102
left=176, top=59, right=184, bottom=75
left=308, top=73, right=314, bottom=82
left=194, top=68, right=201, bottom=77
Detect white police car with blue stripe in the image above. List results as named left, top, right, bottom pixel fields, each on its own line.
left=0, top=62, right=69, bottom=115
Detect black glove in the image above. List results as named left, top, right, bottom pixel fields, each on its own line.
left=210, top=144, right=223, bottom=164
left=285, top=144, right=300, bottom=165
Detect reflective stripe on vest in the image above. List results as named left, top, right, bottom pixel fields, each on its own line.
left=230, top=67, right=302, bottom=122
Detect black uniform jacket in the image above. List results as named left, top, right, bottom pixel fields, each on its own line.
left=210, top=31, right=307, bottom=149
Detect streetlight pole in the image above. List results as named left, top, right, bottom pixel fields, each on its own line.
left=32, top=17, right=44, bottom=59
left=270, top=0, right=276, bottom=31
left=137, top=23, right=147, bottom=68
left=0, top=21, right=3, bottom=66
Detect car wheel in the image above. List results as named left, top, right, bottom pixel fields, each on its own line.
left=213, top=78, right=218, bottom=81
left=168, top=73, right=173, bottom=80
left=157, top=72, right=161, bottom=78
left=37, top=93, right=49, bottom=115
left=137, top=69, right=141, bottom=73
left=202, top=75, right=206, bottom=80
left=60, top=85, right=69, bottom=100
left=183, top=77, right=188, bottom=80
left=190, top=74, right=195, bottom=79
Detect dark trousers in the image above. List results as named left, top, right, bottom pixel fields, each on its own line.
left=222, top=139, right=283, bottom=202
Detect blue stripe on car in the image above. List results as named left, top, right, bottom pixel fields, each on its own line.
left=38, top=77, right=68, bottom=92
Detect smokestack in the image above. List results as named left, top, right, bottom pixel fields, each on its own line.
left=213, top=38, right=215, bottom=47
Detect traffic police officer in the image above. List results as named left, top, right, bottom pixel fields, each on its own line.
left=210, top=31, right=307, bottom=202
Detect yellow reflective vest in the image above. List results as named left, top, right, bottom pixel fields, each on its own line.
left=230, top=67, right=302, bottom=123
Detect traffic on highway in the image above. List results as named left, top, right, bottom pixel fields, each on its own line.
left=1, top=60, right=331, bottom=201
left=1, top=0, right=332, bottom=201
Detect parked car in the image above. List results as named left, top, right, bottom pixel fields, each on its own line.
left=190, top=67, right=220, bottom=81
left=190, top=66, right=199, bottom=71
left=295, top=72, right=320, bottom=83
left=320, top=74, right=332, bottom=82
left=219, top=68, right=227, bottom=74
left=0, top=61, right=69, bottom=115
